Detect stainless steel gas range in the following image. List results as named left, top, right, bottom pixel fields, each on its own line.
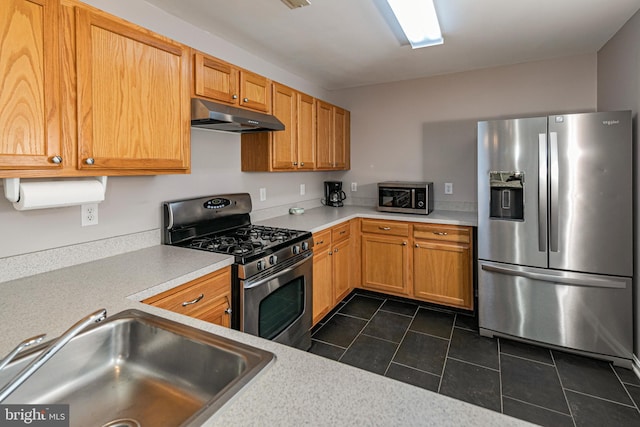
left=162, top=193, right=313, bottom=351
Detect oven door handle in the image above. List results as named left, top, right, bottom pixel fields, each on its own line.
left=244, top=254, right=311, bottom=290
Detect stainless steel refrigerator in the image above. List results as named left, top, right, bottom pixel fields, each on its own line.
left=477, top=111, right=633, bottom=367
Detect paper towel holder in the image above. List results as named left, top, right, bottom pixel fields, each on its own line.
left=3, top=176, right=108, bottom=208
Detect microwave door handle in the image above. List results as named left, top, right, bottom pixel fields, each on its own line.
left=411, top=189, right=415, bottom=208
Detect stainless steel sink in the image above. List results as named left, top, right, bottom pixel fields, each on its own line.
left=0, top=310, right=274, bottom=426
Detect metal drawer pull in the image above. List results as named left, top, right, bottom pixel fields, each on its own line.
left=340, top=230, right=347, bottom=234
left=182, top=293, right=204, bottom=307
left=433, top=232, right=448, bottom=236
left=334, top=248, right=339, bottom=253
left=415, top=243, right=420, bottom=248
left=379, top=226, right=391, bottom=230
left=402, top=241, right=407, bottom=246
left=316, top=240, right=324, bottom=245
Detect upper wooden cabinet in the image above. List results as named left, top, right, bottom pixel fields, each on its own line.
left=0, top=0, right=191, bottom=177
left=0, top=0, right=62, bottom=174
left=74, top=6, right=190, bottom=172
left=241, top=83, right=316, bottom=171
left=316, top=100, right=350, bottom=170
left=193, top=51, right=271, bottom=113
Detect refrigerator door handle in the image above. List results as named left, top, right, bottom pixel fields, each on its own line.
left=480, top=263, right=627, bottom=289
left=538, top=133, right=548, bottom=252
left=549, top=132, right=559, bottom=252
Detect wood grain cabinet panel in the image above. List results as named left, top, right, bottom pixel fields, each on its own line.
left=241, top=83, right=316, bottom=171
left=0, top=0, right=62, bottom=173
left=75, top=7, right=190, bottom=172
left=311, top=221, right=357, bottom=325
left=413, top=224, right=473, bottom=310
left=312, top=229, right=333, bottom=325
left=316, top=100, right=350, bottom=171
left=143, top=267, right=232, bottom=328
left=361, top=233, right=410, bottom=295
left=193, top=51, right=270, bottom=113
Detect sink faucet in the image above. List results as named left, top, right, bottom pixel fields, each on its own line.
left=0, top=308, right=107, bottom=402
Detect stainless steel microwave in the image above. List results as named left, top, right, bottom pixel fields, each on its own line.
left=378, top=182, right=434, bottom=215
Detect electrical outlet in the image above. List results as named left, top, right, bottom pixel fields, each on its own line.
left=444, top=183, right=453, bottom=195
left=351, top=182, right=357, bottom=192
left=81, top=203, right=98, bottom=226
left=259, top=188, right=267, bottom=201
left=300, top=184, right=305, bottom=195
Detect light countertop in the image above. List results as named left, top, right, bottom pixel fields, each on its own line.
left=0, top=208, right=531, bottom=426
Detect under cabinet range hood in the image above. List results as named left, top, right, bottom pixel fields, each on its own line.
left=191, top=98, right=284, bottom=133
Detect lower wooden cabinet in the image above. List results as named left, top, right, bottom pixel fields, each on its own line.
left=413, top=224, right=473, bottom=310
left=360, top=219, right=474, bottom=311
left=311, top=221, right=355, bottom=325
left=142, top=266, right=232, bottom=327
left=361, top=219, right=411, bottom=296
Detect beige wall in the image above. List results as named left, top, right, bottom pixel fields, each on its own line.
left=597, top=9, right=640, bottom=358
left=332, top=54, right=598, bottom=207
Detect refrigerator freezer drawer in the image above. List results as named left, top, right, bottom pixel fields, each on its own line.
left=478, top=261, right=632, bottom=361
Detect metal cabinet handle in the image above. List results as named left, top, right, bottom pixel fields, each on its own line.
left=293, top=162, right=298, bottom=166
left=232, top=94, right=238, bottom=99
left=379, top=226, right=391, bottom=231
left=334, top=248, right=339, bottom=253
left=402, top=241, right=407, bottom=246
left=243, top=97, right=249, bottom=102
left=328, top=251, right=333, bottom=255
left=182, top=293, right=204, bottom=307
left=415, top=243, right=420, bottom=248
left=224, top=296, right=232, bottom=315
left=315, top=240, right=324, bottom=245
left=51, top=156, right=63, bottom=164
left=300, top=162, right=304, bottom=166
left=340, top=230, right=346, bottom=235
left=84, top=157, right=95, bottom=165
left=433, top=232, right=448, bottom=236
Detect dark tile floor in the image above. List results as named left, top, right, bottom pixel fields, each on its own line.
left=309, top=291, right=640, bottom=427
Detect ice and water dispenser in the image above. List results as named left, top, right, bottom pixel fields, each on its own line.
left=489, top=172, right=524, bottom=220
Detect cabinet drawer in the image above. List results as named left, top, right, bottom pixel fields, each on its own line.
left=143, top=267, right=231, bottom=317
left=332, top=222, right=351, bottom=243
left=413, top=224, right=471, bottom=244
left=313, top=229, right=332, bottom=252
left=361, top=219, right=409, bottom=237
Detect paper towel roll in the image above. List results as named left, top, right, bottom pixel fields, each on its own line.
left=13, top=179, right=106, bottom=211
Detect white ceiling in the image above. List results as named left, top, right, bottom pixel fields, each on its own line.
left=143, top=0, right=640, bottom=91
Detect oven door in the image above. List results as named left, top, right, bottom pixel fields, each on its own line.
left=241, top=253, right=312, bottom=351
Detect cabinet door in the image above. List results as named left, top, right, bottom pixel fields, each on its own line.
left=0, top=0, right=61, bottom=173
left=239, top=70, right=270, bottom=113
left=332, top=237, right=351, bottom=303
left=312, top=230, right=333, bottom=325
left=193, top=52, right=239, bottom=104
left=413, top=240, right=473, bottom=310
left=75, top=8, right=190, bottom=171
left=361, top=234, right=410, bottom=295
left=316, top=100, right=333, bottom=169
left=297, top=92, right=316, bottom=170
left=271, top=83, right=296, bottom=170
left=333, top=107, right=348, bottom=169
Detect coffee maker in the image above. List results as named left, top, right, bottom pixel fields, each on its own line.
left=324, top=181, right=346, bottom=207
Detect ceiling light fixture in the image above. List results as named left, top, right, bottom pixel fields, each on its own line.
left=281, top=0, right=311, bottom=9
left=385, top=0, right=443, bottom=49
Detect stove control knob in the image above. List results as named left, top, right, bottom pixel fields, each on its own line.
left=257, top=260, right=265, bottom=271
left=301, top=242, right=309, bottom=251
left=292, top=245, right=301, bottom=255
left=269, top=255, right=277, bottom=265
